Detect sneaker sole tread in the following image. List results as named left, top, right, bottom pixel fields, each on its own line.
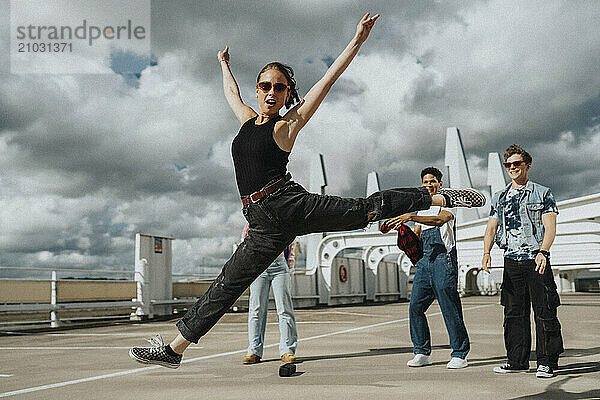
left=439, top=188, right=486, bottom=208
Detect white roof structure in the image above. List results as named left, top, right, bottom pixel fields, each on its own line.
left=300, top=128, right=600, bottom=294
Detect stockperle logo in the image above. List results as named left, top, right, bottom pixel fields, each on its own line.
left=10, top=0, right=151, bottom=74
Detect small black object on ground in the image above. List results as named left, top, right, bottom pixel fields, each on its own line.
left=279, top=363, right=296, bottom=377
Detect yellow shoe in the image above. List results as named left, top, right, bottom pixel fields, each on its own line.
left=281, top=353, right=296, bottom=364
left=242, top=354, right=261, bottom=364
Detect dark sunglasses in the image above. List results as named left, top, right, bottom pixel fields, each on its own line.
left=503, top=161, right=524, bottom=168
left=257, top=82, right=288, bottom=92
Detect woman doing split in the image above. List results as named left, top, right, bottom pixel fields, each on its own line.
left=129, top=13, right=485, bottom=369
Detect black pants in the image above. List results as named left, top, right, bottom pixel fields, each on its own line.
left=176, top=181, right=432, bottom=343
left=501, top=257, right=564, bottom=367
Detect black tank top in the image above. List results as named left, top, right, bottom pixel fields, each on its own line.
left=231, top=115, right=290, bottom=196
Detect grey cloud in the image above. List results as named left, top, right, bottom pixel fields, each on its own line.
left=1, top=0, right=598, bottom=275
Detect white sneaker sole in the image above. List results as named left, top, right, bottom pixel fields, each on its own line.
left=407, top=363, right=432, bottom=367
left=407, top=357, right=432, bottom=367
left=536, top=370, right=555, bottom=378
left=493, top=366, right=528, bottom=374
left=447, top=362, right=468, bottom=369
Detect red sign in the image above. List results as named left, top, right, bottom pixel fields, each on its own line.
left=154, top=237, right=163, bottom=254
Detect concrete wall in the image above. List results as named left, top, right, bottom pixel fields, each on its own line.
left=173, top=281, right=214, bottom=298
left=0, top=280, right=251, bottom=304
left=0, top=280, right=135, bottom=303
left=58, top=281, right=136, bottom=302
left=0, top=280, right=50, bottom=303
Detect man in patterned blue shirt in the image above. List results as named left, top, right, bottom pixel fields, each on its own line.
left=482, top=144, right=563, bottom=379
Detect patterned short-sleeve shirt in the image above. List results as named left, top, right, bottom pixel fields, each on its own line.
left=490, top=186, right=558, bottom=260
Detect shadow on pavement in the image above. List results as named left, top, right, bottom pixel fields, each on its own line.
left=509, top=376, right=600, bottom=400
left=292, top=345, right=450, bottom=363
left=562, top=347, right=600, bottom=358
left=456, top=355, right=507, bottom=368
left=555, top=361, right=600, bottom=376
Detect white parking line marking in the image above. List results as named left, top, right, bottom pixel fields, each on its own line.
left=4, top=321, right=352, bottom=336
left=0, top=347, right=204, bottom=350
left=4, top=333, right=165, bottom=336
left=315, top=311, right=389, bottom=317
left=0, top=304, right=492, bottom=398
left=296, top=321, right=355, bottom=324
left=0, top=375, right=13, bottom=378
left=0, top=366, right=162, bottom=398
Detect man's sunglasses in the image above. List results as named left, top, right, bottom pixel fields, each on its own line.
left=257, top=82, right=288, bottom=92
left=503, top=161, right=524, bottom=168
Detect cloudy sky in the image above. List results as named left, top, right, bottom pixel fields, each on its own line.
left=1, top=0, right=599, bottom=276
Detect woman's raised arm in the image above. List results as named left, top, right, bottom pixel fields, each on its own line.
left=276, top=13, right=379, bottom=150
left=218, top=45, right=257, bottom=124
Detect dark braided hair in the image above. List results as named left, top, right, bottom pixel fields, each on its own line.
left=257, top=62, right=300, bottom=109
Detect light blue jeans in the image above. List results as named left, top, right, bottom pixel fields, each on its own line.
left=247, top=255, right=297, bottom=357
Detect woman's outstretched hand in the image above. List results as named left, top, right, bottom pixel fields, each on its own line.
left=275, top=12, right=380, bottom=150
left=355, top=13, right=380, bottom=43
left=217, top=45, right=230, bottom=64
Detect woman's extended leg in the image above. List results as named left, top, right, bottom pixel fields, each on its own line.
left=269, top=183, right=483, bottom=236
left=175, top=227, right=293, bottom=344
left=270, top=185, right=432, bottom=235
left=129, top=216, right=293, bottom=367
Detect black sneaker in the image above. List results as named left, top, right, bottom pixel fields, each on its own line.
left=439, top=188, right=486, bottom=208
left=493, top=363, right=529, bottom=374
left=536, top=364, right=554, bottom=378
left=129, top=334, right=182, bottom=369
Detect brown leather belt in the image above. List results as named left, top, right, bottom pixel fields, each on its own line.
left=241, top=173, right=291, bottom=206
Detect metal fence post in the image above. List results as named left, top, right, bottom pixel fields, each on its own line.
left=132, top=258, right=151, bottom=320
left=50, top=270, right=61, bottom=328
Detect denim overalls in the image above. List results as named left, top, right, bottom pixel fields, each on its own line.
left=409, top=226, right=470, bottom=359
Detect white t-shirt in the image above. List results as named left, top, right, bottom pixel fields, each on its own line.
left=416, top=206, right=456, bottom=252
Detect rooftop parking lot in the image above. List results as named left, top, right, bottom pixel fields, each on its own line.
left=1, top=294, right=599, bottom=399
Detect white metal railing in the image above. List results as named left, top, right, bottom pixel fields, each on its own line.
left=0, top=266, right=138, bottom=328
left=0, top=266, right=219, bottom=279
left=172, top=272, right=219, bottom=281
left=0, top=266, right=221, bottom=328
left=0, top=265, right=135, bottom=277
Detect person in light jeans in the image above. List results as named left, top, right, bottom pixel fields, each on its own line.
left=242, top=224, right=297, bottom=364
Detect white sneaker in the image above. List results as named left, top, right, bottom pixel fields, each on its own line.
left=446, top=357, right=468, bottom=369
left=536, top=365, right=554, bottom=378
left=407, top=354, right=432, bottom=367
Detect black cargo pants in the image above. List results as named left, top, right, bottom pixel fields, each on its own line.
left=501, top=257, right=564, bottom=367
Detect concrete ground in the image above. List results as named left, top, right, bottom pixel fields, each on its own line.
left=0, top=294, right=599, bottom=400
